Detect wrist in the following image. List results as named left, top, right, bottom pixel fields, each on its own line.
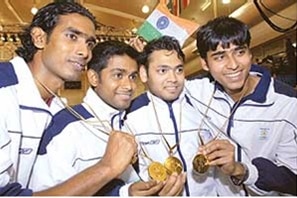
left=96, top=161, right=118, bottom=179
left=230, top=162, right=249, bottom=186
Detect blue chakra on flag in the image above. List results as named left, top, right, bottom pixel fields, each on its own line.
left=156, top=16, right=169, bottom=30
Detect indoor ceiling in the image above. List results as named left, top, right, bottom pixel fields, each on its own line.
left=1, top=0, right=295, bottom=40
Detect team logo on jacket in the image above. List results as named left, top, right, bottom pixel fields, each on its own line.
left=19, top=148, right=33, bottom=154
left=140, top=139, right=160, bottom=145
left=259, top=127, right=269, bottom=140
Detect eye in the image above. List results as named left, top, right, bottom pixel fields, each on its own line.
left=66, top=33, right=78, bottom=41
left=130, top=73, right=138, bottom=81
left=114, top=73, right=123, bottom=79
left=213, top=54, right=225, bottom=62
left=157, top=68, right=168, bottom=74
left=87, top=40, right=97, bottom=50
left=176, top=66, right=184, bottom=74
left=235, top=49, right=247, bottom=57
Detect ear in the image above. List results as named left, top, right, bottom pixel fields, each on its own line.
left=30, top=27, right=47, bottom=49
left=87, top=69, right=99, bottom=87
left=139, top=65, right=148, bottom=83
left=200, top=57, right=209, bottom=71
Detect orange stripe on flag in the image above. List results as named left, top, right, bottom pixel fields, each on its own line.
left=157, top=2, right=199, bottom=36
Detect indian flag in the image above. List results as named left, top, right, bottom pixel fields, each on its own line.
left=137, top=2, right=199, bottom=47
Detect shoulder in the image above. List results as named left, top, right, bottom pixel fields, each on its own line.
left=38, top=104, right=93, bottom=154
left=0, top=62, right=18, bottom=88
left=127, top=92, right=150, bottom=114
left=273, top=79, right=297, bottom=98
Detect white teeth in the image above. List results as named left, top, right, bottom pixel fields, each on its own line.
left=226, top=72, right=240, bottom=78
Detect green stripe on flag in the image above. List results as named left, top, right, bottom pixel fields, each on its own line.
left=137, top=21, right=162, bottom=42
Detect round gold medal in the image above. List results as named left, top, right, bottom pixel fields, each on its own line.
left=148, top=162, right=168, bottom=181
left=164, top=156, right=183, bottom=175
left=192, top=154, right=209, bottom=174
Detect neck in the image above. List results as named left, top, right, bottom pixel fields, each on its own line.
left=229, top=75, right=259, bottom=102
left=28, top=55, right=63, bottom=102
left=34, top=78, right=59, bottom=103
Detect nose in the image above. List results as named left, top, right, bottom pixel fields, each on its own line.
left=76, top=42, right=90, bottom=59
left=226, top=54, right=239, bottom=70
left=168, top=70, right=178, bottom=82
left=121, top=78, right=134, bottom=91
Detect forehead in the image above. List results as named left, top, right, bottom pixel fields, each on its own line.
left=54, top=13, right=96, bottom=34
left=212, top=43, right=244, bottom=52
left=106, top=54, right=138, bottom=70
left=149, top=50, right=182, bottom=65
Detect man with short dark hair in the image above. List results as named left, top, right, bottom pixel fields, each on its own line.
left=0, top=2, right=137, bottom=196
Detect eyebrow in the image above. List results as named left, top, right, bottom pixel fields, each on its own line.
left=210, top=45, right=248, bottom=57
left=157, top=64, right=184, bottom=68
left=111, top=68, right=138, bottom=74
left=67, top=27, right=96, bottom=43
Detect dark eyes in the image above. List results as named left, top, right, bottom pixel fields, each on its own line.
left=157, top=67, right=184, bottom=74
left=66, top=33, right=96, bottom=50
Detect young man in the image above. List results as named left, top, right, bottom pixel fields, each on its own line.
left=125, top=36, right=217, bottom=196
left=29, top=40, right=185, bottom=196
left=186, top=16, right=297, bottom=195
left=0, top=2, right=137, bottom=196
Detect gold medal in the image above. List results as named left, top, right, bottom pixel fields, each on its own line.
left=164, top=156, right=183, bottom=175
left=148, top=162, right=168, bottom=181
left=192, top=154, right=209, bottom=174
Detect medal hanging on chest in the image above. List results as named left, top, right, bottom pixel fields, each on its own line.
left=148, top=94, right=184, bottom=180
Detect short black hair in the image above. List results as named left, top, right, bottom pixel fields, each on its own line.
left=196, top=16, right=251, bottom=59
left=88, top=40, right=140, bottom=74
left=15, top=2, right=97, bottom=62
left=140, top=36, right=185, bottom=70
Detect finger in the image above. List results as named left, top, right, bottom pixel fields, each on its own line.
left=167, top=173, right=186, bottom=196
left=139, top=182, right=164, bottom=196
left=129, top=181, right=163, bottom=196
left=158, top=172, right=186, bottom=196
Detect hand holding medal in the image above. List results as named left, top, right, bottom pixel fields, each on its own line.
left=192, top=83, right=248, bottom=174
left=192, top=130, right=210, bottom=174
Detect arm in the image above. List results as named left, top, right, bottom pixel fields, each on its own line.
left=34, top=130, right=137, bottom=196
left=252, top=157, right=297, bottom=195
left=201, top=137, right=297, bottom=195
left=0, top=89, right=32, bottom=196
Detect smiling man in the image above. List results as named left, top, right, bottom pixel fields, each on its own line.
left=29, top=40, right=178, bottom=196
left=0, top=2, right=138, bottom=196
left=186, top=16, right=297, bottom=196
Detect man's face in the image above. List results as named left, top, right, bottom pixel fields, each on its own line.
left=202, top=43, right=252, bottom=95
left=92, top=54, right=138, bottom=111
left=140, top=50, right=185, bottom=102
left=40, top=13, right=96, bottom=82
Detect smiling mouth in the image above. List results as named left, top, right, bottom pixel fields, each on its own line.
left=70, top=61, right=85, bottom=71
left=225, top=71, right=242, bottom=78
left=117, top=93, right=132, bottom=100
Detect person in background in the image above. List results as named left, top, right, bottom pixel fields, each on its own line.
left=185, top=16, right=297, bottom=195
left=0, top=2, right=137, bottom=196
left=125, top=36, right=217, bottom=196
left=30, top=40, right=185, bottom=196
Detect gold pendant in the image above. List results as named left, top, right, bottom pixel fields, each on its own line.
left=148, top=162, right=168, bottom=181
left=192, top=154, right=209, bottom=174
left=164, top=156, right=183, bottom=175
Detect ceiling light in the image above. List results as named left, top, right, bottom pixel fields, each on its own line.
left=222, top=0, right=231, bottom=4
left=132, top=27, right=138, bottom=33
left=200, top=0, right=211, bottom=11
left=142, top=5, right=150, bottom=14
left=31, top=7, right=38, bottom=15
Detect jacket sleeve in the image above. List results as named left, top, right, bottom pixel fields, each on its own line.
left=94, top=178, right=125, bottom=196
left=0, top=183, right=33, bottom=196
left=252, top=157, right=297, bottom=195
